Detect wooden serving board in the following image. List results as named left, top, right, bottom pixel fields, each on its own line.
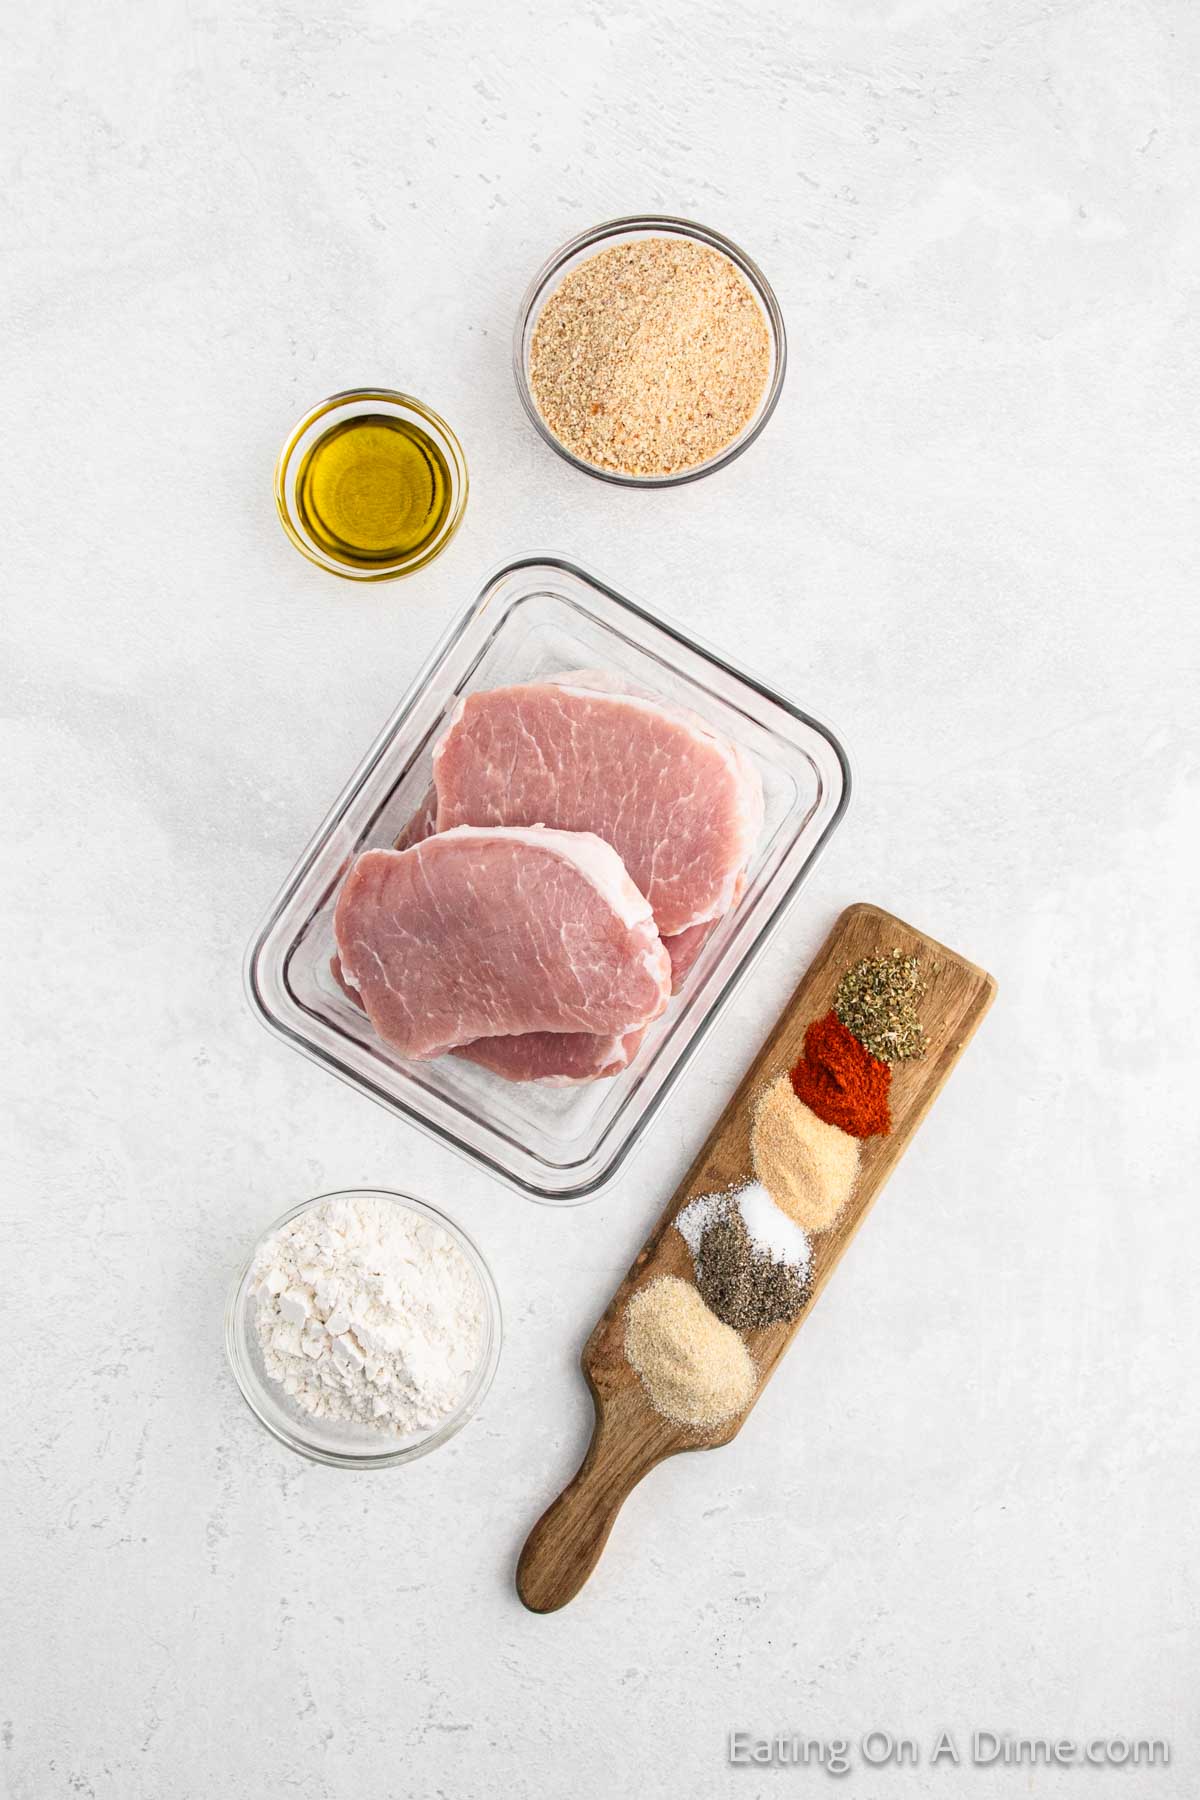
left=517, top=903, right=996, bottom=1613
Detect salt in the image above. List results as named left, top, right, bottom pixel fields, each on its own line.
left=676, top=1182, right=811, bottom=1276
left=735, top=1182, right=811, bottom=1278
left=676, top=1191, right=727, bottom=1257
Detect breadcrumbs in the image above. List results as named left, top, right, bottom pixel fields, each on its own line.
left=529, top=237, right=771, bottom=477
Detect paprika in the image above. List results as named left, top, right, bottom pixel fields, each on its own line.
left=790, top=1009, right=891, bottom=1139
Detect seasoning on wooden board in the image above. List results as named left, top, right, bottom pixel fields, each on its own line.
left=834, top=949, right=928, bottom=1064
left=733, top=1180, right=812, bottom=1272
left=752, top=1071, right=861, bottom=1229
left=693, top=1206, right=810, bottom=1330
left=517, top=906, right=997, bottom=1614
left=676, top=1181, right=813, bottom=1331
left=624, top=1276, right=756, bottom=1429
left=676, top=1181, right=811, bottom=1272
left=790, top=1011, right=892, bottom=1139
left=529, top=237, right=771, bottom=478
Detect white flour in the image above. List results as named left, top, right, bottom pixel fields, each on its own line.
left=250, top=1193, right=486, bottom=1434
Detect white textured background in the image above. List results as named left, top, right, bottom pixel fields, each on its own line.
left=4, top=2, right=1198, bottom=1796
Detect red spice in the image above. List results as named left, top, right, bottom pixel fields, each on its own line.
left=790, top=1010, right=891, bottom=1138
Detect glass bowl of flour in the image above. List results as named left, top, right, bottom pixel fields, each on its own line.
left=225, top=1189, right=502, bottom=1468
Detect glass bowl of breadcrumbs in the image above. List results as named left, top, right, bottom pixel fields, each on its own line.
left=514, top=215, right=787, bottom=487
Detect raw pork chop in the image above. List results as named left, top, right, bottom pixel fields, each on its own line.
left=454, top=1026, right=646, bottom=1084
left=393, top=784, right=438, bottom=851
left=362, top=766, right=734, bottom=991
left=390, top=781, right=719, bottom=993
left=432, top=673, right=763, bottom=938
left=332, top=955, right=645, bottom=1083
left=660, top=918, right=716, bottom=988
left=327, top=787, right=440, bottom=1006
left=333, top=826, right=671, bottom=1060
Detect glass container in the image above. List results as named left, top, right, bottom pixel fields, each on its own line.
left=275, top=388, right=468, bottom=581
left=513, top=215, right=786, bottom=487
left=245, top=556, right=850, bottom=1201
left=225, top=1188, right=502, bottom=1468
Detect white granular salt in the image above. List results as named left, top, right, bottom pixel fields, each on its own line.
left=675, top=1190, right=727, bottom=1258
left=676, top=1181, right=811, bottom=1278
left=250, top=1194, right=486, bottom=1434
left=734, top=1181, right=812, bottom=1277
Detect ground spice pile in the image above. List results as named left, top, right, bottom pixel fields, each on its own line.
left=625, top=950, right=933, bottom=1419
left=790, top=1011, right=893, bottom=1139
left=528, top=237, right=771, bottom=477
left=693, top=1205, right=810, bottom=1330
left=752, top=1071, right=861, bottom=1228
left=624, top=1275, right=756, bottom=1429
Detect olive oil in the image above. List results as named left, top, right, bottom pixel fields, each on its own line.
left=295, top=414, right=453, bottom=569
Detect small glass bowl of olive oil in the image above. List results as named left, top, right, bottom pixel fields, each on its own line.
left=275, top=389, right=468, bottom=581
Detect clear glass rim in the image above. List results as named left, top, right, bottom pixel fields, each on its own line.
left=512, top=214, right=787, bottom=488
left=224, top=1187, right=503, bottom=1468
left=274, top=388, right=470, bottom=582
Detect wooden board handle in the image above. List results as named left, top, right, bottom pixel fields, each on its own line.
left=516, top=1395, right=656, bottom=1614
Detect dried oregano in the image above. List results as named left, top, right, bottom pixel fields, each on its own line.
left=834, top=949, right=928, bottom=1064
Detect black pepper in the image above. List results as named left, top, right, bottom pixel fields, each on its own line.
left=694, top=1207, right=810, bottom=1330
